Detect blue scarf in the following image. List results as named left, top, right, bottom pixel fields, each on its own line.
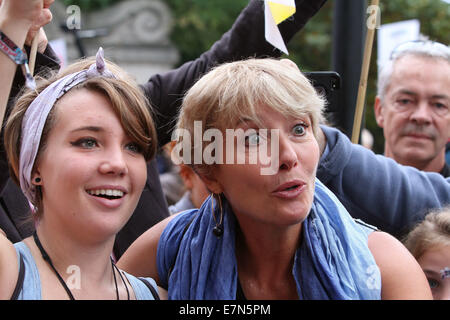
left=157, top=179, right=381, bottom=299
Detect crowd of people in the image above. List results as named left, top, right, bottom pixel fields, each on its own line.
left=0, top=0, right=448, bottom=300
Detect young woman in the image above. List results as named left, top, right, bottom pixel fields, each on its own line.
left=0, top=49, right=163, bottom=299
left=118, top=58, right=432, bottom=300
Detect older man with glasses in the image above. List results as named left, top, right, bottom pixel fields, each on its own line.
left=374, top=40, right=450, bottom=177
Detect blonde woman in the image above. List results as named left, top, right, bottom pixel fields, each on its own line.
left=119, top=59, right=431, bottom=300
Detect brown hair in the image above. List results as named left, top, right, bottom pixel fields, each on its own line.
left=4, top=56, right=157, bottom=216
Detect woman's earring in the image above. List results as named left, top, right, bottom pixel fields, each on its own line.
left=211, top=193, right=223, bottom=238
left=34, top=177, right=41, bottom=184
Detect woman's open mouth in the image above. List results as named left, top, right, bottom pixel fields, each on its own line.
left=272, top=180, right=306, bottom=199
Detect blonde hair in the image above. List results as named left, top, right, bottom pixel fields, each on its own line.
left=4, top=56, right=157, bottom=216
left=403, top=207, right=450, bottom=259
left=175, top=58, right=325, bottom=176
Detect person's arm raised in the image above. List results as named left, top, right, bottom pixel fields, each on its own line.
left=0, top=0, right=53, bottom=128
left=142, top=0, right=328, bottom=147
left=317, top=126, right=450, bottom=238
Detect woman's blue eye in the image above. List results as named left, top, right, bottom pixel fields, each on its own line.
left=428, top=278, right=439, bottom=289
left=126, top=142, right=143, bottom=154
left=71, top=138, right=98, bottom=149
left=292, top=123, right=307, bottom=136
left=245, top=133, right=261, bottom=146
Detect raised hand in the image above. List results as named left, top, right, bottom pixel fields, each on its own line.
left=0, top=0, right=53, bottom=49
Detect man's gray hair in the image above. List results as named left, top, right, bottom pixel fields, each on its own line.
left=377, top=40, right=450, bottom=101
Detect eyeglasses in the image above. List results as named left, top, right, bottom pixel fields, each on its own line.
left=390, top=40, right=450, bottom=60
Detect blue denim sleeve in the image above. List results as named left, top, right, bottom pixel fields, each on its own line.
left=317, top=125, right=450, bottom=237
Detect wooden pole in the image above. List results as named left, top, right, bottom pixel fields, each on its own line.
left=28, top=30, right=40, bottom=77
left=351, top=0, right=379, bottom=144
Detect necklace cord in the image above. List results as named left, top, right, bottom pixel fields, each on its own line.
left=113, top=262, right=130, bottom=300
left=33, top=231, right=75, bottom=300
left=111, top=258, right=119, bottom=299
left=32, top=231, right=128, bottom=300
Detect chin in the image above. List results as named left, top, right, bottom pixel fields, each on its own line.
left=82, top=211, right=132, bottom=239
left=275, top=207, right=310, bottom=226
left=83, top=222, right=123, bottom=243
left=400, top=150, right=433, bottom=163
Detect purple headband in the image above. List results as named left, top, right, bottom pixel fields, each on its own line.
left=19, top=48, right=116, bottom=204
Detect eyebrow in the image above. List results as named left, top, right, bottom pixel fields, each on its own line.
left=395, top=89, right=416, bottom=96
left=395, top=90, right=449, bottom=100
left=422, top=269, right=440, bottom=276
left=430, top=94, right=449, bottom=100
left=70, top=126, right=103, bottom=133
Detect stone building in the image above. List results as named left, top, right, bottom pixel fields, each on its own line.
left=45, top=0, right=179, bottom=83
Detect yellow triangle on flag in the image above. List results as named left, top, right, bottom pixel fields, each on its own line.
left=268, top=1, right=296, bottom=25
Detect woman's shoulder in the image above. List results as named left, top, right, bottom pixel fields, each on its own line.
left=122, top=272, right=160, bottom=300
left=117, top=209, right=199, bottom=284
left=368, top=231, right=432, bottom=299
left=0, top=234, right=19, bottom=299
